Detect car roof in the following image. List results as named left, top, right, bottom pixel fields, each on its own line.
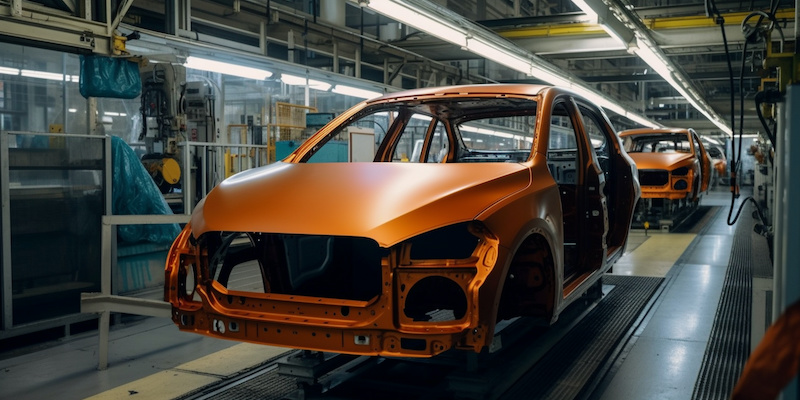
left=367, top=84, right=554, bottom=103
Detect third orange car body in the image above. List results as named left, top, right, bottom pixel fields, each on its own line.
left=620, top=127, right=711, bottom=205
left=165, top=84, right=640, bottom=357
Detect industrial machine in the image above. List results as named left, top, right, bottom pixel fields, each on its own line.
left=138, top=62, right=216, bottom=207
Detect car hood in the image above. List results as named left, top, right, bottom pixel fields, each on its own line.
left=627, top=152, right=694, bottom=170
left=191, top=162, right=531, bottom=247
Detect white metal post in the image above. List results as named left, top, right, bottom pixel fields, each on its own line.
left=777, top=84, right=800, bottom=399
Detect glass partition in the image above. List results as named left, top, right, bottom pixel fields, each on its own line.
left=5, top=132, right=105, bottom=325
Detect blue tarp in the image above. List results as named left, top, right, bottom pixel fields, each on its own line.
left=79, top=55, right=141, bottom=99
left=111, top=136, right=181, bottom=244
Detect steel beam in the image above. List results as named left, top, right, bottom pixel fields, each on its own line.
left=0, top=4, right=112, bottom=54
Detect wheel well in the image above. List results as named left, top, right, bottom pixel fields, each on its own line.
left=497, top=234, right=556, bottom=322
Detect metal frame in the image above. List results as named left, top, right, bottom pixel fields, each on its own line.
left=1, top=131, right=109, bottom=332
left=1, top=131, right=11, bottom=331
left=82, top=214, right=189, bottom=370
left=82, top=140, right=269, bottom=370
left=774, top=83, right=800, bottom=399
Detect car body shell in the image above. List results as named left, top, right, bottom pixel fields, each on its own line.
left=165, top=84, right=640, bottom=357
left=619, top=128, right=711, bottom=201
left=706, top=145, right=728, bottom=178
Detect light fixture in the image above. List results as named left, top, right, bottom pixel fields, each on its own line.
left=569, top=0, right=732, bottom=135
left=570, top=0, right=599, bottom=21
left=0, top=66, right=20, bottom=76
left=332, top=85, right=383, bottom=100
left=366, top=0, right=467, bottom=47
left=632, top=42, right=674, bottom=82
left=185, top=56, right=272, bottom=80
left=280, top=73, right=332, bottom=91
left=20, top=69, right=65, bottom=81
left=360, top=0, right=659, bottom=129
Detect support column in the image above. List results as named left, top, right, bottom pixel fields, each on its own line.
left=776, top=83, right=800, bottom=399
left=1, top=132, right=12, bottom=330
left=332, top=40, right=339, bottom=74
left=87, top=97, right=98, bottom=135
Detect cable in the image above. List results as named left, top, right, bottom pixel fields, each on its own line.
left=707, top=0, right=773, bottom=228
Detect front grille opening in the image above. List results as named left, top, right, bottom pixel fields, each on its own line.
left=404, top=276, right=467, bottom=322
left=201, top=232, right=387, bottom=301
left=639, top=169, right=669, bottom=186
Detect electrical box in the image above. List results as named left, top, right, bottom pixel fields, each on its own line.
left=185, top=81, right=213, bottom=121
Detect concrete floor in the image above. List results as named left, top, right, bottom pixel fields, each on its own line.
left=0, top=188, right=742, bottom=400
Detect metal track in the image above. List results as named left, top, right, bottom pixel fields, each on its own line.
left=177, top=275, right=659, bottom=400
left=499, top=275, right=663, bottom=400
left=691, top=204, right=767, bottom=400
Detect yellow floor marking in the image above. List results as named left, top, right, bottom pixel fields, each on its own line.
left=610, top=232, right=696, bottom=277
left=85, top=370, right=217, bottom=400
left=85, top=344, right=289, bottom=400
left=177, top=343, right=287, bottom=376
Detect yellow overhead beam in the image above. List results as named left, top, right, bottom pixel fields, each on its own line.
left=497, top=9, right=795, bottom=39
left=643, top=9, right=795, bottom=30
left=498, top=23, right=606, bottom=38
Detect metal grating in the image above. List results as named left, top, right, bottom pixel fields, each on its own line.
left=691, top=206, right=763, bottom=400
left=500, top=275, right=664, bottom=400
left=178, top=356, right=298, bottom=400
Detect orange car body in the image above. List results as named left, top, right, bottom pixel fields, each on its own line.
left=165, top=84, right=640, bottom=357
left=620, top=128, right=711, bottom=202
left=706, top=145, right=728, bottom=178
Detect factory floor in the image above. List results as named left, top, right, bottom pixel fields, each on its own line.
left=0, top=187, right=754, bottom=400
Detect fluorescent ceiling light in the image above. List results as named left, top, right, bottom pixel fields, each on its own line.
left=361, top=0, right=656, bottom=129
left=569, top=0, right=730, bottom=135
left=332, top=85, right=383, bottom=100
left=0, top=67, right=19, bottom=75
left=280, top=74, right=332, bottom=91
left=570, top=0, right=599, bottom=21
left=632, top=41, right=731, bottom=134
left=185, top=56, right=272, bottom=80
left=466, top=39, right=531, bottom=76
left=367, top=0, right=467, bottom=47
left=21, top=69, right=65, bottom=81
left=632, top=43, right=673, bottom=82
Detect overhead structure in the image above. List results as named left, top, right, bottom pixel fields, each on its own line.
left=357, top=0, right=661, bottom=128
left=0, top=0, right=137, bottom=55
left=570, top=0, right=733, bottom=135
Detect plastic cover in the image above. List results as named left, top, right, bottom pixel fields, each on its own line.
left=79, top=55, right=142, bottom=99
left=111, top=136, right=181, bottom=243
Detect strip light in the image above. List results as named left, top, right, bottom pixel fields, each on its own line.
left=367, top=0, right=466, bottom=48
left=332, top=84, right=383, bottom=100
left=185, top=56, right=273, bottom=80
left=360, top=0, right=658, bottom=129
left=281, top=74, right=332, bottom=91
left=0, top=67, right=20, bottom=76
left=569, top=0, right=732, bottom=135
left=20, top=69, right=65, bottom=81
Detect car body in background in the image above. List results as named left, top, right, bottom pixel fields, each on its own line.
left=704, top=144, right=728, bottom=186
left=165, top=84, right=640, bottom=357
left=620, top=127, right=711, bottom=226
